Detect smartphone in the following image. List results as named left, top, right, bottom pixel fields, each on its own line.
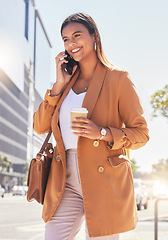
left=62, top=50, right=78, bottom=75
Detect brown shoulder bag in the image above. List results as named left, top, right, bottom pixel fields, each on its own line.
left=27, top=129, right=53, bottom=204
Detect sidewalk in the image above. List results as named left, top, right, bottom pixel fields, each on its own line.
left=2, top=195, right=167, bottom=240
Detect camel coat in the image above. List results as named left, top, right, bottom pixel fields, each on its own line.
left=33, top=61, right=149, bottom=237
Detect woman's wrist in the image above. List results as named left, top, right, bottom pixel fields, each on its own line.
left=99, top=127, right=113, bottom=143
left=51, top=82, right=64, bottom=96
left=49, top=90, right=62, bottom=97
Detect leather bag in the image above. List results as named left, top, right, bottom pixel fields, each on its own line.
left=27, top=129, right=53, bottom=204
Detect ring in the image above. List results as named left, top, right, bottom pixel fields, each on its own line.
left=84, top=129, right=87, bottom=134
left=59, top=57, right=64, bottom=61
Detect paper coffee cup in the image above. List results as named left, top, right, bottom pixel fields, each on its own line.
left=70, top=108, right=88, bottom=122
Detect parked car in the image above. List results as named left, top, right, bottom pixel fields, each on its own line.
left=134, top=179, right=148, bottom=210
left=0, top=185, right=5, bottom=197
left=22, top=185, right=28, bottom=195
left=12, top=185, right=25, bottom=196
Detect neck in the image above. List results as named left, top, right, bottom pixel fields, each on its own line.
left=79, top=53, right=98, bottom=80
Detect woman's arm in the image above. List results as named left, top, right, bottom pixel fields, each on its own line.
left=108, top=71, right=149, bottom=150
left=33, top=51, right=78, bottom=135
left=33, top=90, right=61, bottom=134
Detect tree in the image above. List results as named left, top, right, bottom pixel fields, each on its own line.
left=151, top=85, right=168, bottom=118
left=131, top=159, right=139, bottom=173
left=152, top=158, right=168, bottom=183
left=0, top=155, right=12, bottom=172
left=22, top=161, right=30, bottom=183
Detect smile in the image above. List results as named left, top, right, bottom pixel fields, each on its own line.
left=71, top=47, right=82, bottom=53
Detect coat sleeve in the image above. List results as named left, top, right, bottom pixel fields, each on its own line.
left=33, top=89, right=61, bottom=134
left=108, top=72, right=149, bottom=150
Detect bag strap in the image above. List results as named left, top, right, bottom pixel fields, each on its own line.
left=39, top=98, right=59, bottom=152
left=40, top=129, right=52, bottom=151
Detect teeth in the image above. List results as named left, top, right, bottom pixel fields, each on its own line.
left=72, top=48, right=81, bottom=53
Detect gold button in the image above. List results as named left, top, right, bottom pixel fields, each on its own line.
left=93, top=140, right=99, bottom=147
left=56, top=155, right=61, bottom=161
left=98, top=166, right=104, bottom=173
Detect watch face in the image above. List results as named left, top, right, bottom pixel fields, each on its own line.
left=101, top=128, right=106, bottom=136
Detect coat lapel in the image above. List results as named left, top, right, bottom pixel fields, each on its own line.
left=82, top=61, right=107, bottom=118
left=51, top=62, right=107, bottom=162
left=56, top=62, right=107, bottom=116
left=51, top=68, right=80, bottom=160
left=56, top=68, right=80, bottom=111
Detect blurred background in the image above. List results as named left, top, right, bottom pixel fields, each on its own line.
left=0, top=0, right=168, bottom=239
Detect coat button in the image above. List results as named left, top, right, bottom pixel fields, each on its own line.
left=98, top=166, right=104, bottom=173
left=56, top=155, right=61, bottom=161
left=93, top=140, right=99, bottom=147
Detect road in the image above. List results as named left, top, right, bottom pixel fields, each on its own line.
left=0, top=194, right=168, bottom=240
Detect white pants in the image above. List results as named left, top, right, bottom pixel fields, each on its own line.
left=45, top=149, right=119, bottom=240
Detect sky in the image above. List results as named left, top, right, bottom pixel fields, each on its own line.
left=35, top=0, right=168, bottom=172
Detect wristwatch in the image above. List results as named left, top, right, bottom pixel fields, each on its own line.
left=100, top=128, right=107, bottom=140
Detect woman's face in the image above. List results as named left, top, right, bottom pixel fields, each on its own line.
left=61, top=22, right=96, bottom=62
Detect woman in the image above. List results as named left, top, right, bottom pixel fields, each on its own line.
left=33, top=13, right=149, bottom=240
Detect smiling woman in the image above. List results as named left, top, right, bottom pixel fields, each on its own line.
left=61, top=22, right=97, bottom=87
left=33, top=12, right=149, bottom=240
left=62, top=23, right=96, bottom=64
left=61, top=13, right=112, bottom=70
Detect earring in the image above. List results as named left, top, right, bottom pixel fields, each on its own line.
left=94, top=42, right=97, bottom=51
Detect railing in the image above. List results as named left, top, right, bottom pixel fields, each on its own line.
left=154, top=197, right=168, bottom=240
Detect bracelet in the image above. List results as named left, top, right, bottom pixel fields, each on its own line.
left=107, top=141, right=114, bottom=149
left=106, top=127, right=114, bottom=149
left=50, top=90, right=62, bottom=96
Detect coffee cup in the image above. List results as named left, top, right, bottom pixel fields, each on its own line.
left=70, top=108, right=88, bottom=122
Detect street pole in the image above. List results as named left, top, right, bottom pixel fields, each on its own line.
left=27, top=62, right=35, bottom=162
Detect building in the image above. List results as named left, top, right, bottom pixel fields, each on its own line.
left=0, top=0, right=52, bottom=189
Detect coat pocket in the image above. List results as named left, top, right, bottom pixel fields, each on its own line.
left=106, top=154, right=134, bottom=190
left=107, top=154, right=131, bottom=167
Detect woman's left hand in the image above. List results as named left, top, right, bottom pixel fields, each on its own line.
left=71, top=117, right=101, bottom=139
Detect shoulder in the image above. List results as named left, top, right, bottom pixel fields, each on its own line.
left=103, top=66, right=136, bottom=97
left=104, top=65, right=131, bottom=86
left=106, top=65, right=128, bottom=78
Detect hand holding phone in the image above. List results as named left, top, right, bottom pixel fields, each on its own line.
left=62, top=50, right=78, bottom=75
left=52, top=51, right=78, bottom=95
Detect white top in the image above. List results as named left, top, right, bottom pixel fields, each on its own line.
left=59, top=88, right=86, bottom=150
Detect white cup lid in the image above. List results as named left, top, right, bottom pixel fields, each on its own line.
left=70, top=108, right=88, bottom=113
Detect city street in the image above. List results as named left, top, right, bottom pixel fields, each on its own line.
left=0, top=194, right=168, bottom=240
